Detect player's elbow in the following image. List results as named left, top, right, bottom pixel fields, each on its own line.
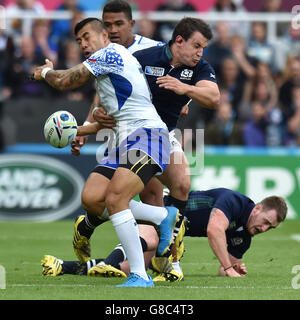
left=210, top=92, right=220, bottom=109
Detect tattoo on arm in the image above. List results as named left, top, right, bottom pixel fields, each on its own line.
left=45, top=64, right=94, bottom=91
left=208, top=208, right=218, bottom=223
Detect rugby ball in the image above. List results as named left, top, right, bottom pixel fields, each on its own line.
left=44, top=110, right=77, bottom=148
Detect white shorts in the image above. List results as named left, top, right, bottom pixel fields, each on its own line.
left=169, top=130, right=183, bottom=154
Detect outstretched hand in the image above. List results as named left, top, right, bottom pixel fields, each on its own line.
left=33, top=59, right=54, bottom=81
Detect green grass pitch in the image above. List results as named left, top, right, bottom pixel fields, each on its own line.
left=0, top=219, right=300, bottom=300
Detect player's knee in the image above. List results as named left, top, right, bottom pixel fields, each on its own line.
left=171, top=177, right=191, bottom=198
left=82, top=190, right=105, bottom=214
left=105, top=191, right=128, bottom=214
left=139, top=188, right=162, bottom=206
left=147, top=231, right=159, bottom=251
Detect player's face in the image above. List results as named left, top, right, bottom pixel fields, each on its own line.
left=247, top=205, right=279, bottom=236
left=175, top=31, right=208, bottom=67
left=76, top=23, right=108, bottom=58
left=103, top=12, right=135, bottom=48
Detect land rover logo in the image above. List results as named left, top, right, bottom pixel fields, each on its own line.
left=0, top=154, right=85, bottom=221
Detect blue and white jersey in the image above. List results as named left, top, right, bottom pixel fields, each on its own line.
left=83, top=43, right=167, bottom=141
left=127, top=34, right=164, bottom=54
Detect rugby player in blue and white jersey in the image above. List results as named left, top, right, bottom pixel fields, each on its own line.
left=33, top=18, right=180, bottom=287
left=73, top=10, right=220, bottom=281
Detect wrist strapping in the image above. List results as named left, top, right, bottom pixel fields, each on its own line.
left=92, top=105, right=101, bottom=117
left=41, top=67, right=52, bottom=79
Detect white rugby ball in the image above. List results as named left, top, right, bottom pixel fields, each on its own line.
left=44, top=110, right=77, bottom=148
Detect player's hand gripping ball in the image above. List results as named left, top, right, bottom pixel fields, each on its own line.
left=44, top=111, right=77, bottom=148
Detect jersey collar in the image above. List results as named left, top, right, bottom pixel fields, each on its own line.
left=165, top=41, right=173, bottom=61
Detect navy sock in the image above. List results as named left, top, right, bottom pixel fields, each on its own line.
left=77, top=212, right=105, bottom=239
left=104, top=237, right=148, bottom=269
left=164, top=195, right=187, bottom=212
left=61, top=258, right=103, bottom=275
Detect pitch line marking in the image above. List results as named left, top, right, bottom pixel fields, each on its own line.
left=9, top=283, right=294, bottom=290
left=291, top=234, right=300, bottom=242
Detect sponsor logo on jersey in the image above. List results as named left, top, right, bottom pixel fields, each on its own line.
left=0, top=154, right=84, bottom=222
left=180, top=69, right=193, bottom=80
left=210, top=73, right=216, bottom=79
left=145, top=66, right=165, bottom=77
left=230, top=237, right=243, bottom=246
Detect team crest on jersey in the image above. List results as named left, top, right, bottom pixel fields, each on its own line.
left=180, top=69, right=193, bottom=80
left=145, top=66, right=165, bottom=77
left=230, top=237, right=243, bottom=246
left=228, top=221, right=236, bottom=230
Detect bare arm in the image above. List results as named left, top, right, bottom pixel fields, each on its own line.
left=33, top=59, right=94, bottom=91
left=86, top=93, right=101, bottom=124
left=207, top=208, right=241, bottom=277
left=44, top=64, right=94, bottom=91
left=156, top=75, right=220, bottom=109
left=77, top=122, right=102, bottom=136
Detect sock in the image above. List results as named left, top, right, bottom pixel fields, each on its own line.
left=129, top=199, right=167, bottom=225
left=104, top=237, right=148, bottom=269
left=164, top=195, right=187, bottom=212
left=110, top=209, right=148, bottom=280
left=77, top=212, right=105, bottom=239
left=61, top=258, right=103, bottom=275
left=104, top=244, right=126, bottom=269
left=172, top=261, right=183, bottom=275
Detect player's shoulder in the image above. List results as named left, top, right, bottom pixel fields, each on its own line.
left=132, top=34, right=164, bottom=49
left=132, top=42, right=165, bottom=60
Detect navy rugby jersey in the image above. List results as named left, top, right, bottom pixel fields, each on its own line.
left=133, top=43, right=217, bottom=131
left=165, top=188, right=255, bottom=259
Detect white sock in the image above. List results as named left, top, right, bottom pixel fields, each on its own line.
left=110, top=209, right=148, bottom=280
left=172, top=261, right=183, bottom=275
left=129, top=199, right=167, bottom=225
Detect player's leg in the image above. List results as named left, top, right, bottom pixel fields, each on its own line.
left=41, top=255, right=104, bottom=276
left=105, top=164, right=154, bottom=284
left=139, top=177, right=164, bottom=206
left=73, top=170, right=111, bottom=262
left=42, top=225, right=158, bottom=277
left=88, top=224, right=158, bottom=277
left=158, top=150, right=191, bottom=208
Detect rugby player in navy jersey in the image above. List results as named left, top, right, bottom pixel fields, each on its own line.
left=41, top=188, right=287, bottom=280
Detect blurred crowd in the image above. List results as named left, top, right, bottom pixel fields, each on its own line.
left=1, top=0, right=300, bottom=149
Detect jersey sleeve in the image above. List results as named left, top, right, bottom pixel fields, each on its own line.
left=194, top=59, right=217, bottom=84
left=83, top=47, right=124, bottom=77
left=212, top=190, right=236, bottom=222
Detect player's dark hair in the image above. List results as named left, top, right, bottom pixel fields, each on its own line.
left=171, top=17, right=213, bottom=44
left=74, top=17, right=105, bottom=35
left=260, top=196, right=287, bottom=223
left=102, top=0, right=133, bottom=21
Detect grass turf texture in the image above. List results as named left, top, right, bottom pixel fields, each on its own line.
left=0, top=219, right=300, bottom=300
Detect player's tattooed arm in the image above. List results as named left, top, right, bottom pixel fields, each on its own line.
left=44, top=64, right=95, bottom=91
